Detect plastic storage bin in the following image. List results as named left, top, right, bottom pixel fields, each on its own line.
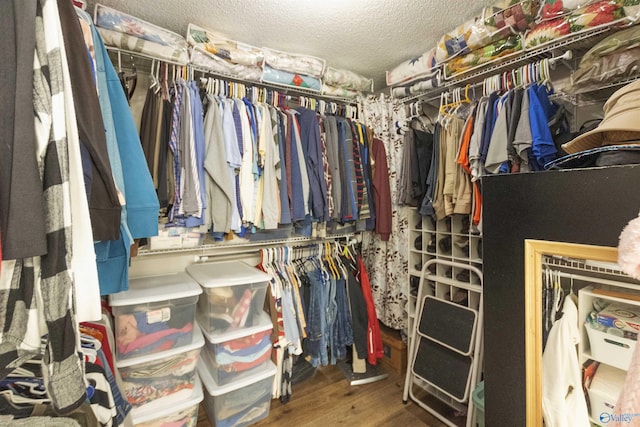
left=586, top=323, right=637, bottom=371
left=201, top=311, right=273, bottom=386
left=130, top=376, right=203, bottom=427
left=110, top=272, right=202, bottom=360
left=472, top=381, right=485, bottom=427
left=588, top=364, right=626, bottom=422
left=118, top=324, right=204, bottom=408
left=186, top=261, right=270, bottom=335
left=198, top=358, right=276, bottom=427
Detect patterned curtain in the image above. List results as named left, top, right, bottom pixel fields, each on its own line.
left=361, top=94, right=409, bottom=331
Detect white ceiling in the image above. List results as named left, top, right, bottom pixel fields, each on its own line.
left=85, top=0, right=497, bottom=90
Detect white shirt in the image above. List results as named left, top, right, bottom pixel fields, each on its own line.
left=542, top=297, right=590, bottom=427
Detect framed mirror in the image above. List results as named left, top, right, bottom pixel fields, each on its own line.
left=523, top=240, right=624, bottom=426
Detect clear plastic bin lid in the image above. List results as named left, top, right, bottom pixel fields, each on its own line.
left=201, top=311, right=273, bottom=344
left=109, top=272, right=202, bottom=306
left=197, top=358, right=276, bottom=396
left=130, top=376, right=203, bottom=424
left=186, top=261, right=270, bottom=288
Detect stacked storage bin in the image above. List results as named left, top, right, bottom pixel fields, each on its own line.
left=186, top=261, right=276, bottom=427
left=109, top=273, right=205, bottom=426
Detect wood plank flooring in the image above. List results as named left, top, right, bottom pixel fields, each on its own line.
left=196, top=364, right=467, bottom=427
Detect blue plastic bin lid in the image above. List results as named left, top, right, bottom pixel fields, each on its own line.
left=472, top=381, right=485, bottom=409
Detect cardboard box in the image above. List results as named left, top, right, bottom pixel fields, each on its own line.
left=597, top=301, right=640, bottom=334
left=379, top=321, right=407, bottom=374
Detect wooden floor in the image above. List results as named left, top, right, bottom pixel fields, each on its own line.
left=196, top=364, right=466, bottom=427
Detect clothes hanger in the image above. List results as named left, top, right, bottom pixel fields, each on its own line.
left=550, top=269, right=564, bottom=323
left=325, top=242, right=339, bottom=278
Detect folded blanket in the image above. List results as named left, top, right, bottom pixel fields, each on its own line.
left=435, top=0, right=538, bottom=63
left=97, top=28, right=189, bottom=65
left=186, top=23, right=263, bottom=67
left=390, top=76, right=439, bottom=98
left=323, top=67, right=373, bottom=92
left=445, top=34, right=523, bottom=77
left=94, top=4, right=186, bottom=49
left=386, top=48, right=438, bottom=87
left=570, top=25, right=640, bottom=91
left=190, top=46, right=262, bottom=82
left=321, top=84, right=360, bottom=98
left=261, top=65, right=322, bottom=92
left=262, top=47, right=325, bottom=78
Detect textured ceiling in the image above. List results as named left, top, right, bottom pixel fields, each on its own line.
left=85, top=0, right=497, bottom=90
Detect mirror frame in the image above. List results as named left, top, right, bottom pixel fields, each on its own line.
left=523, top=239, right=618, bottom=426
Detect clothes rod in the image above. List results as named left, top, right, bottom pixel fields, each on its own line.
left=401, top=49, right=573, bottom=104
left=106, top=46, right=188, bottom=68
left=192, top=66, right=359, bottom=105
left=543, top=267, right=639, bottom=292
left=137, top=232, right=357, bottom=260
left=105, top=46, right=360, bottom=105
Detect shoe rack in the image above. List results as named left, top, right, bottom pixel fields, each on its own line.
left=406, top=211, right=483, bottom=341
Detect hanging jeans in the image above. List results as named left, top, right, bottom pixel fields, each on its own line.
left=326, top=275, right=338, bottom=364
left=306, top=268, right=328, bottom=367
left=331, top=276, right=353, bottom=363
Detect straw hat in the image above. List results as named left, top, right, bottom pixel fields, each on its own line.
left=562, top=80, right=640, bottom=154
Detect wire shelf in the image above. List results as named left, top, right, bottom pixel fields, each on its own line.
left=106, top=47, right=361, bottom=105
left=396, top=24, right=617, bottom=104
left=106, top=46, right=188, bottom=68
left=190, top=65, right=359, bottom=104
left=543, top=254, right=630, bottom=279
left=136, top=232, right=358, bottom=257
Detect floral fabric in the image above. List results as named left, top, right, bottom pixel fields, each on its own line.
left=360, top=95, right=409, bottom=331
left=525, top=0, right=627, bottom=48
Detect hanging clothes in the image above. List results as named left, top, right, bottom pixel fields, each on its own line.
left=23, top=0, right=86, bottom=413
left=371, top=138, right=393, bottom=241
left=276, top=108, right=292, bottom=226
left=323, top=115, right=342, bottom=222
left=58, top=0, right=122, bottom=243
left=0, top=0, right=47, bottom=261
left=203, top=95, right=235, bottom=233
left=336, top=117, right=358, bottom=222
left=542, top=297, right=590, bottom=427
left=85, top=10, right=159, bottom=295
left=361, top=94, right=409, bottom=330
left=297, top=108, right=330, bottom=223
left=409, top=126, right=435, bottom=208
left=357, top=256, right=384, bottom=365
left=399, top=128, right=416, bottom=206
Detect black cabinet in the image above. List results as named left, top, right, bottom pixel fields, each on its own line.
left=482, top=165, right=640, bottom=426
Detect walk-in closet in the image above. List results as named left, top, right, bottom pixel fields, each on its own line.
left=3, top=1, right=640, bottom=426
